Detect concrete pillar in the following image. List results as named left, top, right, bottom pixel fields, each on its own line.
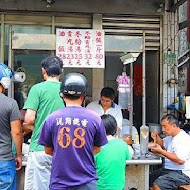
left=92, top=14, right=104, bottom=101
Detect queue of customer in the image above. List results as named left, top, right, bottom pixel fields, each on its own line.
left=1, top=56, right=190, bottom=190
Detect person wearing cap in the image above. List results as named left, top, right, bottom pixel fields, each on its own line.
left=38, top=73, right=108, bottom=190
left=0, top=63, right=22, bottom=189
left=86, top=87, right=123, bottom=134
left=23, top=56, right=64, bottom=190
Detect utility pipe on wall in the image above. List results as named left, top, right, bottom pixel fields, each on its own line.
left=129, top=61, right=133, bottom=135
left=142, top=32, right=146, bottom=126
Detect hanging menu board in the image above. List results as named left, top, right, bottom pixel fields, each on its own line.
left=56, top=29, right=105, bottom=68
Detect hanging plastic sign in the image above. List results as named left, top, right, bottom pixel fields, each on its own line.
left=116, top=72, right=131, bottom=109
left=56, top=29, right=105, bottom=68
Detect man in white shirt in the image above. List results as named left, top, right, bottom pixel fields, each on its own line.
left=86, top=87, right=123, bottom=133
left=149, top=114, right=190, bottom=190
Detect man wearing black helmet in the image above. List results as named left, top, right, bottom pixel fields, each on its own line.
left=23, top=56, right=64, bottom=190
left=39, top=73, right=108, bottom=190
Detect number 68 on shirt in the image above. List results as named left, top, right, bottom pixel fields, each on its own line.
left=58, top=127, right=86, bottom=149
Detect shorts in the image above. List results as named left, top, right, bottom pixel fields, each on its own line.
left=0, top=160, right=16, bottom=190
left=150, top=168, right=190, bottom=190
left=24, top=151, right=52, bottom=190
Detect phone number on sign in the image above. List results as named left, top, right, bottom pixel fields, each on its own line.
left=58, top=54, right=103, bottom=59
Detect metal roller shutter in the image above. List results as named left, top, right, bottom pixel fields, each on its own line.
left=3, top=13, right=92, bottom=28
left=55, top=14, right=92, bottom=28
left=102, top=14, right=161, bottom=50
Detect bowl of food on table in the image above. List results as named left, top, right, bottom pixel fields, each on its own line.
left=148, top=142, right=157, bottom=149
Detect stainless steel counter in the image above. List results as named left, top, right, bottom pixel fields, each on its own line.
left=126, top=154, right=162, bottom=165
left=125, top=153, right=162, bottom=190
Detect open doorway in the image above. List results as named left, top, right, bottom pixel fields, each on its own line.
left=104, top=51, right=160, bottom=131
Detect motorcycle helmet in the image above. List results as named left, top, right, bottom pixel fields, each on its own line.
left=60, top=73, right=88, bottom=97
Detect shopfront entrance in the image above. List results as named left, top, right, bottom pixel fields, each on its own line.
left=11, top=32, right=159, bottom=126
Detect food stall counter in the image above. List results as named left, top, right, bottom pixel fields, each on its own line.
left=125, top=153, right=162, bottom=190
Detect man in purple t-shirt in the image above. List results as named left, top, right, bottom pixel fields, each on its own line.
left=38, top=73, right=108, bottom=190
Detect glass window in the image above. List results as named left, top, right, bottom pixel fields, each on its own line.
left=4, top=25, right=10, bottom=65
left=13, top=25, right=51, bottom=34
left=14, top=50, right=53, bottom=109
left=4, top=24, right=51, bottom=64
left=3, top=24, right=52, bottom=108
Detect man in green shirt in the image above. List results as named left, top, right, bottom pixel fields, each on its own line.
left=95, top=114, right=133, bottom=190
left=23, top=56, right=64, bottom=190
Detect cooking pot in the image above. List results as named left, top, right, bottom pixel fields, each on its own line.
left=147, top=123, right=162, bottom=135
